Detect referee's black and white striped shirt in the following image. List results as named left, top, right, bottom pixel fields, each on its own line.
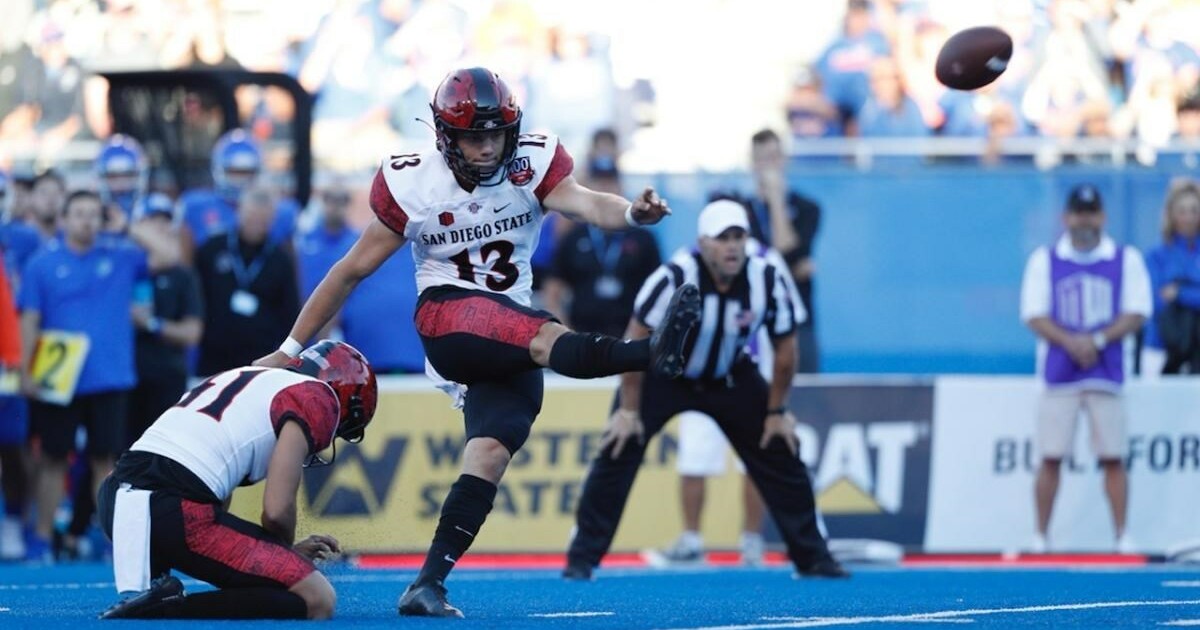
left=634, top=243, right=806, bottom=382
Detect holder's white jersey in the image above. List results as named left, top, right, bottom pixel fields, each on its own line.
left=369, top=134, right=574, bottom=307
left=130, top=367, right=339, bottom=501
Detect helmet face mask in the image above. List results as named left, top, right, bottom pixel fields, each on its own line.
left=285, top=340, right=378, bottom=464
left=431, top=67, right=522, bottom=186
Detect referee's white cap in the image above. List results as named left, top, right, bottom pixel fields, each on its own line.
left=697, top=199, right=750, bottom=238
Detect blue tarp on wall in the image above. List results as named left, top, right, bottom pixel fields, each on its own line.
left=625, top=163, right=1195, bottom=374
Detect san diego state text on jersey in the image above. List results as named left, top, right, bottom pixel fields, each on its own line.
left=371, top=133, right=574, bottom=307
left=418, top=210, right=536, bottom=247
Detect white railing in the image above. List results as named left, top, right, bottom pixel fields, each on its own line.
left=4, top=137, right=1199, bottom=183
left=785, top=136, right=1200, bottom=170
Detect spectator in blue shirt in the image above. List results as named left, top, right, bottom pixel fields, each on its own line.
left=296, top=182, right=424, bottom=373
left=126, top=193, right=203, bottom=446
left=0, top=171, right=31, bottom=561
left=16, top=191, right=171, bottom=558
left=939, top=85, right=1028, bottom=139
left=296, top=184, right=358, bottom=308
left=0, top=170, right=42, bottom=283
left=179, top=129, right=298, bottom=264
left=786, top=67, right=842, bottom=142
left=342, top=245, right=425, bottom=374
left=856, top=57, right=929, bottom=138
left=1142, top=179, right=1200, bottom=376
left=29, top=170, right=66, bottom=242
left=816, top=0, right=891, bottom=126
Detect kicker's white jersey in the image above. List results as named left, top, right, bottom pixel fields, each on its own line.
left=370, top=134, right=574, bottom=307
left=130, top=367, right=340, bottom=502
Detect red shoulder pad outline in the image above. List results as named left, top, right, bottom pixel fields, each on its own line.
left=534, top=141, right=574, bottom=203
left=370, top=168, right=409, bottom=235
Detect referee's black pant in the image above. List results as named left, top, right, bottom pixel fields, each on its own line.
left=567, top=359, right=833, bottom=571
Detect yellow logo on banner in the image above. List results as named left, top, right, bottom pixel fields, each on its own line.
left=817, top=477, right=883, bottom=514
left=230, top=383, right=748, bottom=553
left=31, top=330, right=90, bottom=406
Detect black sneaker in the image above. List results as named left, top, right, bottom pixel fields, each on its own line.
left=562, top=562, right=593, bottom=581
left=649, top=283, right=700, bottom=379
left=397, top=581, right=464, bottom=618
left=795, top=558, right=851, bottom=579
left=99, top=575, right=185, bottom=619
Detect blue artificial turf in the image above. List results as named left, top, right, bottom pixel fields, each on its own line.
left=0, top=562, right=1198, bottom=628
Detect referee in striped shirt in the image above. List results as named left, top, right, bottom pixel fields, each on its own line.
left=564, top=200, right=845, bottom=580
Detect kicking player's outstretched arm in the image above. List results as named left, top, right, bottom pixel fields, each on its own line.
left=255, top=218, right=406, bottom=367
left=261, top=422, right=309, bottom=545
left=543, top=175, right=671, bottom=230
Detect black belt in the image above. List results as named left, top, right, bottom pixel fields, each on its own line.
left=687, top=373, right=736, bottom=392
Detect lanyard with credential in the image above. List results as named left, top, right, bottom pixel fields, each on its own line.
left=227, top=232, right=272, bottom=289
left=587, top=227, right=622, bottom=275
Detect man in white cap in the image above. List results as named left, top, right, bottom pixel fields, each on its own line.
left=563, top=199, right=846, bottom=580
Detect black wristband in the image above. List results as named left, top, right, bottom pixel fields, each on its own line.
left=767, top=406, right=786, bottom=415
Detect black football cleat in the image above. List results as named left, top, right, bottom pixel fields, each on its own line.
left=650, top=283, right=700, bottom=379
left=398, top=581, right=465, bottom=618
left=99, top=575, right=185, bottom=619
left=561, top=562, right=593, bottom=581
left=795, top=558, right=851, bottom=579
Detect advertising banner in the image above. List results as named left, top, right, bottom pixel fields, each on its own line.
left=787, top=381, right=934, bottom=547
left=230, top=377, right=746, bottom=553
left=926, top=376, right=1200, bottom=553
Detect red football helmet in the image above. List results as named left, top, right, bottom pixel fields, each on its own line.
left=286, top=340, right=378, bottom=443
left=430, top=67, right=522, bottom=185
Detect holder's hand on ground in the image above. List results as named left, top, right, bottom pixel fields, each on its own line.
left=601, top=408, right=644, bottom=459
left=253, top=350, right=292, bottom=368
left=629, top=187, right=671, bottom=225
left=760, top=410, right=799, bottom=456
left=295, top=534, right=341, bottom=562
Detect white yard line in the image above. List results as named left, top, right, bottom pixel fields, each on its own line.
left=762, top=619, right=972, bottom=625
left=661, top=599, right=1200, bottom=630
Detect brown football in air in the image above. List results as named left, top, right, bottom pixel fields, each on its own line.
left=935, top=26, right=1013, bottom=91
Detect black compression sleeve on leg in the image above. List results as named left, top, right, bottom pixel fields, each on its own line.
left=162, top=588, right=308, bottom=619
left=548, top=332, right=651, bottom=378
left=415, top=474, right=498, bottom=587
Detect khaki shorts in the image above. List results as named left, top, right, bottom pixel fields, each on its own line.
left=1036, top=389, right=1127, bottom=460
left=675, top=411, right=746, bottom=476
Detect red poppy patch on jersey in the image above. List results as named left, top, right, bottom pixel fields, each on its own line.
left=439, top=211, right=455, bottom=227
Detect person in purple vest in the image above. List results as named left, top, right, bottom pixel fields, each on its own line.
left=1019, top=184, right=1152, bottom=554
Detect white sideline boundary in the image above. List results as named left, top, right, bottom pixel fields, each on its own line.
left=661, top=599, right=1200, bottom=630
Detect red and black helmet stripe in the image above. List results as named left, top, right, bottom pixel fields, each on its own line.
left=434, top=67, right=520, bottom=132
